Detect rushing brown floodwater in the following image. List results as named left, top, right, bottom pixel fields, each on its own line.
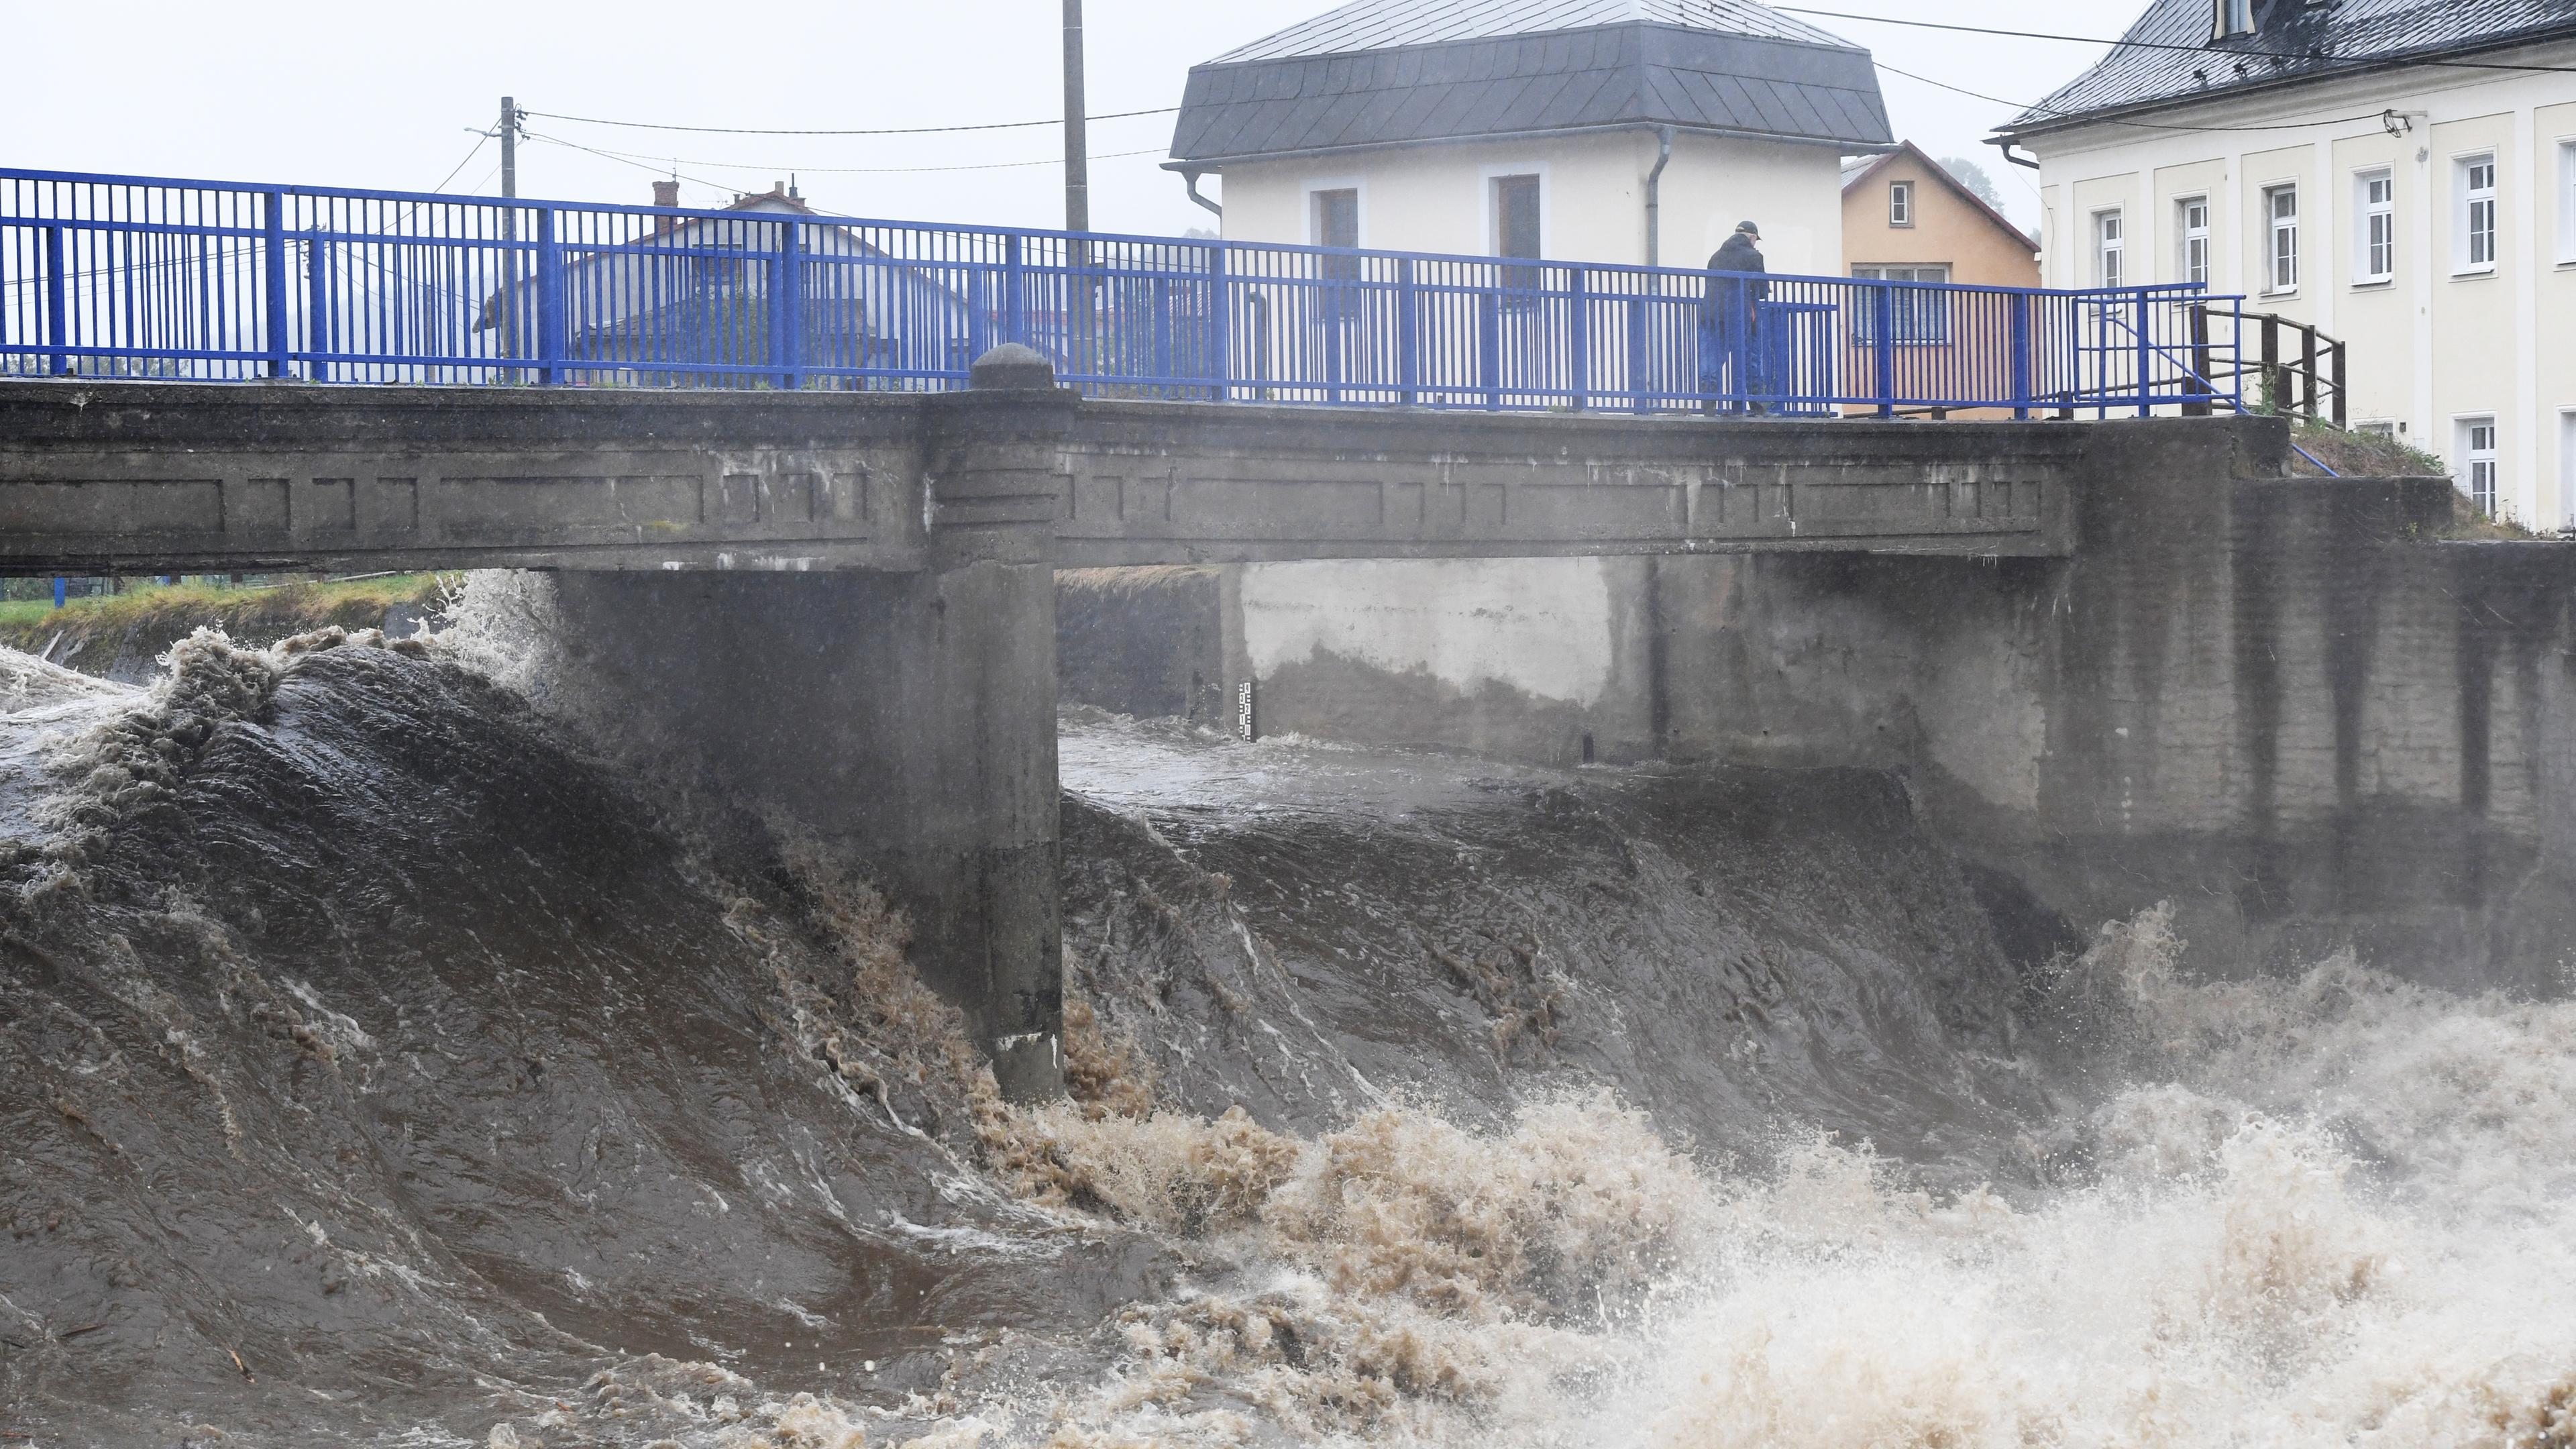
left=1, top=604, right=2572, bottom=1448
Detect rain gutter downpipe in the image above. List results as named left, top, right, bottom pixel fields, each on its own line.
left=1181, top=167, right=1221, bottom=219
left=1644, top=125, right=1674, bottom=267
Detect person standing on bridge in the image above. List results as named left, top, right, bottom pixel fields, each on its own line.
left=1698, top=221, right=1770, bottom=415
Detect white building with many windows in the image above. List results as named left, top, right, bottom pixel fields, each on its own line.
left=1994, top=0, right=2576, bottom=523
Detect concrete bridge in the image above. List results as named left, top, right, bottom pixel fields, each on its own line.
left=0, top=352, right=2077, bottom=576
left=0, top=354, right=2500, bottom=1095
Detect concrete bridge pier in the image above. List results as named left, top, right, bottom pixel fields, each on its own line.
left=553, top=561, right=1064, bottom=1101
left=548, top=354, right=1073, bottom=1100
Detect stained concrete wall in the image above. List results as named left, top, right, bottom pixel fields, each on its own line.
left=1057, top=567, right=1226, bottom=726
left=1234, top=556, right=1660, bottom=765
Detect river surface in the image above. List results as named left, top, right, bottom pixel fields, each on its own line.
left=2, top=623, right=2572, bottom=1448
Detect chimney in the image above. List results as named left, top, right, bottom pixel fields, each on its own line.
left=652, top=179, right=680, bottom=209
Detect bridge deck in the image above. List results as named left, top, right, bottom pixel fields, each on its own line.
left=0, top=379, right=2146, bottom=574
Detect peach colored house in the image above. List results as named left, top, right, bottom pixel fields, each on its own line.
left=1840, top=142, right=2039, bottom=417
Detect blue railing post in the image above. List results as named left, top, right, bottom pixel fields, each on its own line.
left=1004, top=232, right=1027, bottom=347
left=1152, top=276, right=1173, bottom=396
left=965, top=258, right=991, bottom=367
left=1207, top=241, right=1229, bottom=401
left=1249, top=292, right=1272, bottom=401
left=1397, top=258, right=1420, bottom=407
left=2231, top=303, right=2246, bottom=411
left=773, top=218, right=804, bottom=391
left=2133, top=287, right=2152, bottom=417
left=262, top=190, right=289, bottom=378
left=1871, top=283, right=1895, bottom=418
left=42, top=224, right=68, bottom=377
left=1627, top=294, right=1649, bottom=414
left=52, top=578, right=66, bottom=610
left=535, top=207, right=564, bottom=385
left=1479, top=288, right=1501, bottom=411
left=1324, top=274, right=1346, bottom=406
left=305, top=234, right=331, bottom=382
left=2009, top=290, right=2032, bottom=420
left=2075, top=300, right=2090, bottom=419
left=1567, top=267, right=1589, bottom=411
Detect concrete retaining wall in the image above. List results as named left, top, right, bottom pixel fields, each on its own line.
left=1234, top=555, right=1659, bottom=763
left=1059, top=420, right=2576, bottom=988
left=1057, top=567, right=1226, bottom=726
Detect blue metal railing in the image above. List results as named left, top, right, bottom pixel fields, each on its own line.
left=1, top=166, right=2249, bottom=417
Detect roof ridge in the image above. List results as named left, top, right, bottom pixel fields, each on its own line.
left=1207, top=0, right=1854, bottom=67
left=2001, top=0, right=2576, bottom=135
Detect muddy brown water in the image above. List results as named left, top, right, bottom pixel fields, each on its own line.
left=4, top=640, right=2571, bottom=1448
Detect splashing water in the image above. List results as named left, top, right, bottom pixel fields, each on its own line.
left=1, top=614, right=2570, bottom=1448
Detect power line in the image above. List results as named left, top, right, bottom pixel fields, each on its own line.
left=523, top=131, right=1165, bottom=182
left=1778, top=7, right=2576, bottom=77
left=1873, top=58, right=2412, bottom=136
left=429, top=132, right=491, bottom=195
left=521, top=105, right=1177, bottom=138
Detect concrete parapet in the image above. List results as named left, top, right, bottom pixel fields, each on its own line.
left=0, top=382, right=933, bottom=574
left=0, top=378, right=2112, bottom=575
left=1051, top=401, right=2091, bottom=566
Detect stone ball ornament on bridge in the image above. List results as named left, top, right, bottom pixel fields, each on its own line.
left=968, top=342, right=1063, bottom=392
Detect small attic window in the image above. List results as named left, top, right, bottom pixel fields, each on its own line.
left=2214, top=0, right=2255, bottom=38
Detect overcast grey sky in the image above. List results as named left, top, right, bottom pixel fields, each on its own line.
left=5, top=1, right=2149, bottom=237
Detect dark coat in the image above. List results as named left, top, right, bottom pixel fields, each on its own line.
left=1700, top=233, right=1769, bottom=322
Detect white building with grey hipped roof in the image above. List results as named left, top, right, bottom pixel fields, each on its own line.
left=1166, top=0, right=1893, bottom=276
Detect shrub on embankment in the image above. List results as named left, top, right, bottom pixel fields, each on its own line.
left=0, top=574, right=447, bottom=682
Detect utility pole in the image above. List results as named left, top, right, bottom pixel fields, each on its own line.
left=1062, top=1, right=1092, bottom=368
left=499, top=95, right=519, bottom=200
left=1062, top=1, right=1088, bottom=234
left=500, top=96, right=523, bottom=355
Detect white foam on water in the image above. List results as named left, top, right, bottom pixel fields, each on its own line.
left=886, top=909, right=2576, bottom=1448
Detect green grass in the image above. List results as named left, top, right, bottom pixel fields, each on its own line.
left=0, top=574, right=441, bottom=628
left=2288, top=420, right=2450, bottom=480
left=0, top=574, right=450, bottom=668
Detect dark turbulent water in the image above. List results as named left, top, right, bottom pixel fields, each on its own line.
left=1057, top=713, right=2046, bottom=1179
left=3, top=629, right=2572, bottom=1448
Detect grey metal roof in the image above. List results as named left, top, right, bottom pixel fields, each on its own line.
left=1213, top=0, right=1853, bottom=61
left=2001, top=0, right=2576, bottom=137
left=1172, top=0, right=1889, bottom=164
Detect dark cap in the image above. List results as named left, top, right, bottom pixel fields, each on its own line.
left=1735, top=220, right=1762, bottom=237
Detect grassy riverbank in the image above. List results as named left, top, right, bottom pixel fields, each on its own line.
left=0, top=574, right=449, bottom=680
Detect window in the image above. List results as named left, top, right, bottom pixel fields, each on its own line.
left=1493, top=172, right=1541, bottom=290
left=2214, top=0, right=2253, bottom=37
left=2358, top=421, right=2398, bottom=440
left=2094, top=209, right=2125, bottom=287
left=1311, top=187, right=1358, bottom=251
left=1312, top=186, right=1360, bottom=293
left=2355, top=170, right=2395, bottom=284
left=1852, top=263, right=1951, bottom=341
left=2177, top=196, right=2210, bottom=284
left=2562, top=411, right=2576, bottom=529
left=2458, top=154, right=2498, bottom=272
left=2265, top=184, right=2300, bottom=292
left=2561, top=142, right=2576, bottom=264
left=1889, top=180, right=1914, bottom=227
left=2459, top=416, right=2500, bottom=517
